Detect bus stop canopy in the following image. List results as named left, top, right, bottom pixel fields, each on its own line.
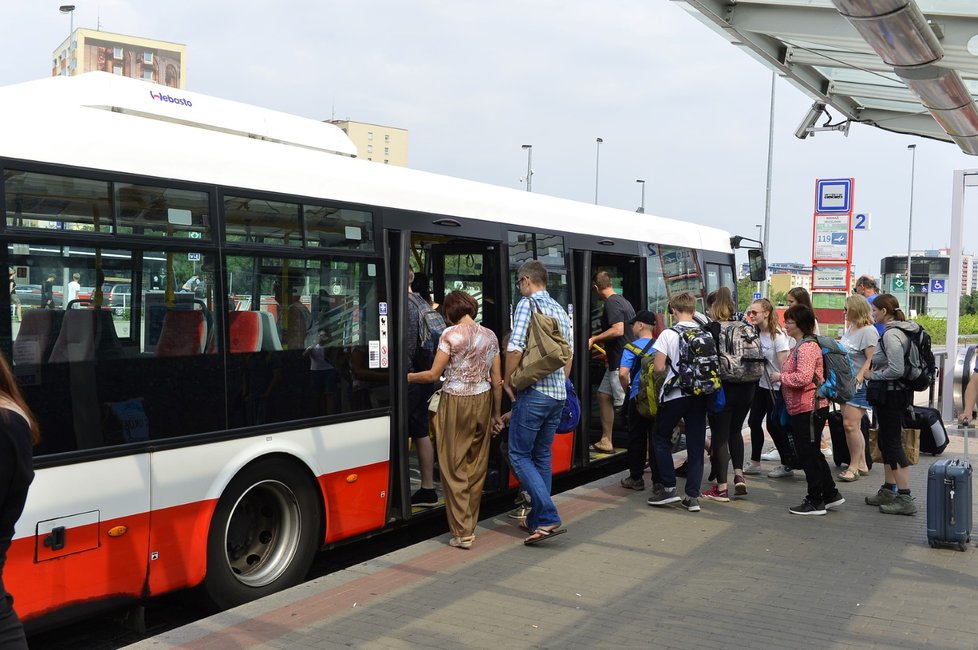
left=678, top=0, right=978, bottom=154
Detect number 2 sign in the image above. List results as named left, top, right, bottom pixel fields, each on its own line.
left=853, top=212, right=871, bottom=231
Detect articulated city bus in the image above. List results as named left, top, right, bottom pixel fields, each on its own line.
left=0, top=73, right=744, bottom=630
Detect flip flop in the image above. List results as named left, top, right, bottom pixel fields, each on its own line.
left=589, top=443, right=614, bottom=453
left=524, top=526, right=567, bottom=546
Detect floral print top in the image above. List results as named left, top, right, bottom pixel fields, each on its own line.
left=437, top=321, right=499, bottom=396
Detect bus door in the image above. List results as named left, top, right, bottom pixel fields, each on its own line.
left=390, top=229, right=506, bottom=518
left=576, top=251, right=642, bottom=461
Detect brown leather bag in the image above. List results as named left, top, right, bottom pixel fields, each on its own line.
left=869, top=426, right=920, bottom=466
left=510, top=299, right=571, bottom=392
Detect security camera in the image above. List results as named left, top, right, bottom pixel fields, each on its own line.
left=794, top=102, right=826, bottom=139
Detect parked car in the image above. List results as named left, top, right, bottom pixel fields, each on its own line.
left=108, top=284, right=131, bottom=316
left=14, top=284, right=43, bottom=306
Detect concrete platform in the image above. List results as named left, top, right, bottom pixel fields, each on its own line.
left=130, top=432, right=977, bottom=650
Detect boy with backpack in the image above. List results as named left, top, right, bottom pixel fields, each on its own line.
left=647, top=293, right=720, bottom=512
left=618, top=310, right=662, bottom=491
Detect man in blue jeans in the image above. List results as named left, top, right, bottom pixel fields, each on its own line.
left=646, top=292, right=710, bottom=513
left=505, top=260, right=573, bottom=545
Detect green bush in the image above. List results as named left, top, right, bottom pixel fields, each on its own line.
left=911, top=314, right=978, bottom=345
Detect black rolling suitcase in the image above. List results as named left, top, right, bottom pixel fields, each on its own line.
left=827, top=409, right=872, bottom=469
left=926, top=458, right=973, bottom=551
left=906, top=406, right=949, bottom=455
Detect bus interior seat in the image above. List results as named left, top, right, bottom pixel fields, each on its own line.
left=257, top=311, right=282, bottom=351
left=228, top=311, right=262, bottom=353
left=156, top=310, right=208, bottom=356
left=13, top=309, right=64, bottom=365
left=48, top=308, right=122, bottom=363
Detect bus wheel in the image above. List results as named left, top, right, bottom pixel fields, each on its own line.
left=202, top=458, right=322, bottom=610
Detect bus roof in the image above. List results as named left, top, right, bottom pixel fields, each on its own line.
left=0, top=73, right=733, bottom=254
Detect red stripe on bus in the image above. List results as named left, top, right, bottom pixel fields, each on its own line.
left=320, top=460, right=389, bottom=543
left=9, top=459, right=390, bottom=623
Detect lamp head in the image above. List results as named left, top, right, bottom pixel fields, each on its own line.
left=59, top=5, right=75, bottom=13
left=521, top=144, right=531, bottom=150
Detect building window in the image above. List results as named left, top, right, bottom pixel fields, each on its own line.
left=142, top=69, right=154, bottom=80
left=384, top=160, right=389, bottom=164
left=366, top=144, right=373, bottom=154
left=143, top=52, right=153, bottom=64
left=113, top=47, right=123, bottom=60
left=384, top=147, right=389, bottom=155
left=113, top=65, right=123, bottom=75
left=384, top=134, right=390, bottom=143
left=367, top=132, right=373, bottom=141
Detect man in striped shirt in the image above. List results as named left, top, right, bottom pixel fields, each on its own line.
left=505, top=260, right=573, bottom=544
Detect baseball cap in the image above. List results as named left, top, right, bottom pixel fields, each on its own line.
left=628, top=309, right=656, bottom=326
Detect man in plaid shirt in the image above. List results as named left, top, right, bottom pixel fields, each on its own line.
left=505, top=260, right=573, bottom=545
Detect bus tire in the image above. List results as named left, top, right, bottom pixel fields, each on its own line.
left=201, top=457, right=323, bottom=610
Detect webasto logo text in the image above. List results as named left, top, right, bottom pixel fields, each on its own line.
left=149, top=90, right=193, bottom=107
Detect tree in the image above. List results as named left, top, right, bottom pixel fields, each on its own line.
left=736, top=276, right=754, bottom=312
left=961, top=290, right=978, bottom=315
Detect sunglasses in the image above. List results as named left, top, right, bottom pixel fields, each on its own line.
left=746, top=310, right=765, bottom=316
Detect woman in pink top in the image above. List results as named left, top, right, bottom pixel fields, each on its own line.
left=408, top=291, right=502, bottom=549
left=779, top=304, right=845, bottom=516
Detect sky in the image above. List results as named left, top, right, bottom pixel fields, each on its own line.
left=3, top=0, right=978, bottom=280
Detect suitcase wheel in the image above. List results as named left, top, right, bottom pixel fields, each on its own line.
left=929, top=540, right=937, bottom=549
left=958, top=542, right=967, bottom=552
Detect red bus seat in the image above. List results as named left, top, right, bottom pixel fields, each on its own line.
left=156, top=310, right=207, bottom=357
left=229, top=311, right=262, bottom=353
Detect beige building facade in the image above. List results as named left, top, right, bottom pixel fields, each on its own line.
left=53, top=29, right=187, bottom=88
left=329, top=121, right=408, bottom=166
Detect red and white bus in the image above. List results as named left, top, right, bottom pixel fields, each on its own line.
left=0, top=73, right=742, bottom=630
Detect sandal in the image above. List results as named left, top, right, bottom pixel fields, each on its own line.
left=589, top=443, right=614, bottom=454
left=449, top=535, right=475, bottom=549
left=837, top=468, right=860, bottom=482
left=524, top=525, right=567, bottom=546
left=858, top=468, right=871, bottom=476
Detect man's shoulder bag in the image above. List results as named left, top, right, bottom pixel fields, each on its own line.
left=510, top=298, right=571, bottom=392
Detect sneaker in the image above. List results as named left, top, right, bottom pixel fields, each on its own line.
left=507, top=505, right=531, bottom=519
left=681, top=496, right=701, bottom=512
left=410, top=487, right=439, bottom=507
left=702, top=485, right=729, bottom=502
left=865, top=486, right=897, bottom=507
left=620, top=476, right=646, bottom=491
left=647, top=485, right=680, bottom=506
left=879, top=493, right=917, bottom=515
left=743, top=463, right=763, bottom=476
left=760, top=448, right=781, bottom=461
left=789, top=497, right=827, bottom=516
left=767, top=465, right=794, bottom=479
left=824, top=491, right=846, bottom=509
left=821, top=441, right=833, bottom=458
left=734, top=475, right=747, bottom=495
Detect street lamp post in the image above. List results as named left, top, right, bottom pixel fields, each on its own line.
left=521, top=144, right=532, bottom=192
left=594, top=138, right=603, bottom=204
left=755, top=224, right=763, bottom=295
left=906, top=144, right=917, bottom=312
left=636, top=179, right=645, bottom=213
left=59, top=5, right=75, bottom=38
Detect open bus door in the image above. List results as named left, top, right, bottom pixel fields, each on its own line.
left=389, top=230, right=506, bottom=519
left=574, top=251, right=643, bottom=461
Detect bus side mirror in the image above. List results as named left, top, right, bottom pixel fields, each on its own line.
left=748, top=249, right=766, bottom=282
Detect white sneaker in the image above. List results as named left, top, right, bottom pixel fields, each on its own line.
left=767, top=465, right=794, bottom=479
left=760, top=448, right=780, bottom=461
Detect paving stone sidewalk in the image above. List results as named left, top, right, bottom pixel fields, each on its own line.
left=130, top=432, right=976, bottom=650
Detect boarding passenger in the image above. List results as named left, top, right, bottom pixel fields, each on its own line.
left=865, top=294, right=918, bottom=515
left=409, top=291, right=501, bottom=549
left=745, top=298, right=790, bottom=475
left=702, top=287, right=756, bottom=501
left=505, top=260, right=573, bottom=545
left=646, top=292, right=711, bottom=513
left=779, top=305, right=845, bottom=516
left=836, top=295, right=877, bottom=482
left=854, top=275, right=884, bottom=336
left=618, top=310, right=663, bottom=491
left=0, top=349, right=39, bottom=649
left=405, top=268, right=439, bottom=507
left=587, top=271, right=635, bottom=453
